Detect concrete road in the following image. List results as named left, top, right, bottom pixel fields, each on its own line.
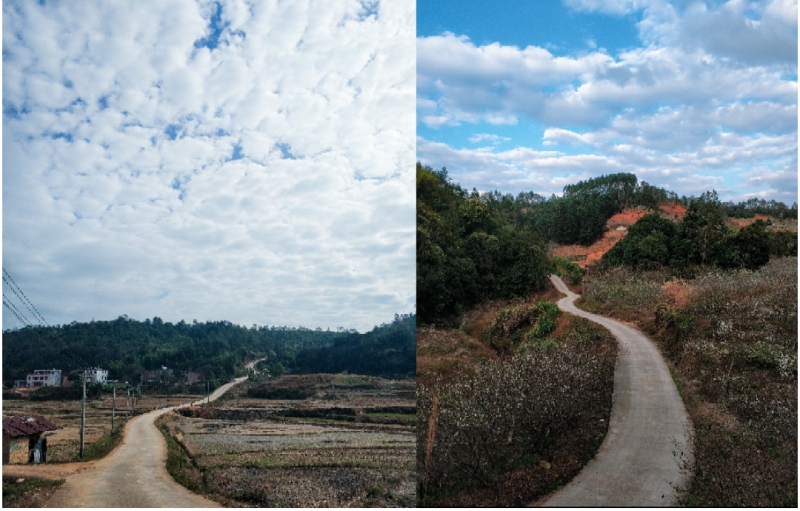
left=537, top=275, right=693, bottom=507
left=45, top=376, right=248, bottom=508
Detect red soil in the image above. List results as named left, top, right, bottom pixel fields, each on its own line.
left=606, top=209, right=648, bottom=228
left=552, top=208, right=650, bottom=269
left=659, top=203, right=686, bottom=220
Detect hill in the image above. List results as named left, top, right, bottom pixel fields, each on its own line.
left=2, top=314, right=415, bottom=387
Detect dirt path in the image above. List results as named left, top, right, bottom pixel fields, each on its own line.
left=41, top=376, right=249, bottom=508
left=536, top=276, right=693, bottom=507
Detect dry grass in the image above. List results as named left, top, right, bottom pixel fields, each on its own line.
left=581, top=257, right=797, bottom=507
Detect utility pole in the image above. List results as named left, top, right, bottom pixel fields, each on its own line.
left=79, top=370, right=86, bottom=460
left=111, top=386, right=116, bottom=433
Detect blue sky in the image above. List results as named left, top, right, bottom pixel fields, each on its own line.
left=3, top=0, right=415, bottom=331
left=417, top=0, right=798, bottom=204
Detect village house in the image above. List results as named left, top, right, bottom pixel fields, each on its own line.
left=2, top=415, right=60, bottom=464
left=185, top=371, right=202, bottom=384
left=85, top=367, right=109, bottom=384
left=144, top=366, right=174, bottom=383
left=25, top=369, right=62, bottom=388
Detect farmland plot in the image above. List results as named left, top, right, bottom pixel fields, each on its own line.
left=157, top=375, right=416, bottom=507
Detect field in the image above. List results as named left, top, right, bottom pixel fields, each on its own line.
left=156, top=374, right=416, bottom=507
left=2, top=393, right=203, bottom=463
left=417, top=288, right=617, bottom=507
left=580, top=257, right=797, bottom=506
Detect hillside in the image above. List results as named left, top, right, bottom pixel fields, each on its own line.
left=2, top=314, right=415, bottom=387
left=293, top=314, right=415, bottom=378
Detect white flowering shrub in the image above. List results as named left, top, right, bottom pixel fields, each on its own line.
left=417, top=341, right=613, bottom=501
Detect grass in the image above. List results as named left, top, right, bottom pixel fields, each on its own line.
left=157, top=418, right=205, bottom=495
left=82, top=419, right=127, bottom=461
left=2, top=476, right=64, bottom=508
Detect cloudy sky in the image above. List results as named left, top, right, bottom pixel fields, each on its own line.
left=417, top=0, right=798, bottom=204
left=3, top=0, right=415, bottom=331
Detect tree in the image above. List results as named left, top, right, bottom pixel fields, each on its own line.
left=676, top=191, right=727, bottom=266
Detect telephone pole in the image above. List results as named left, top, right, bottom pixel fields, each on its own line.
left=111, top=386, right=116, bottom=433
left=79, top=370, right=86, bottom=459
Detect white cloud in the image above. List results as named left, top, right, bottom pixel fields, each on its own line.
left=417, top=2, right=796, bottom=203
left=468, top=133, right=511, bottom=144
left=3, top=0, right=415, bottom=332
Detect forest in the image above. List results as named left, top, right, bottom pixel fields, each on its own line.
left=293, top=313, right=415, bottom=378
left=2, top=313, right=415, bottom=388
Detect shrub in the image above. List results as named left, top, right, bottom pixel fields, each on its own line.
left=418, top=342, right=613, bottom=500
left=551, top=256, right=582, bottom=286
left=481, top=302, right=560, bottom=352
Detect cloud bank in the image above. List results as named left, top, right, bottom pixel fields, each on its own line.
left=3, top=0, right=415, bottom=331
left=417, top=0, right=797, bottom=203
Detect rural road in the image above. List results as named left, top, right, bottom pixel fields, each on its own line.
left=44, top=369, right=256, bottom=508
left=537, top=275, right=693, bottom=507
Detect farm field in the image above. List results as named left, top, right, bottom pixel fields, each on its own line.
left=157, top=374, right=416, bottom=507
left=3, top=393, right=203, bottom=463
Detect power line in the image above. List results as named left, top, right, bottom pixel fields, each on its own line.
left=3, top=296, right=31, bottom=327
left=3, top=268, right=48, bottom=326
left=1, top=268, right=89, bottom=370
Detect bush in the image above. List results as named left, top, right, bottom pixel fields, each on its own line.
left=552, top=256, right=582, bottom=286
left=418, top=341, right=614, bottom=499
left=481, top=302, right=559, bottom=352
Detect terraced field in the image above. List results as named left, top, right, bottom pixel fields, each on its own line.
left=157, top=375, right=416, bottom=507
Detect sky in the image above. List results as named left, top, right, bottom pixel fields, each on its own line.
left=2, top=0, right=415, bottom=332
left=417, top=0, right=798, bottom=204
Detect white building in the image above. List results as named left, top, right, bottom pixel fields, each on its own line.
left=26, top=369, right=62, bottom=388
left=85, top=367, right=108, bottom=384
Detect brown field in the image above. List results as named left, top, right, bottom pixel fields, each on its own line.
left=3, top=393, right=203, bottom=463
left=157, top=375, right=416, bottom=507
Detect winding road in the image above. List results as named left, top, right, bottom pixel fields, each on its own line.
left=537, top=275, right=693, bottom=507
left=43, top=368, right=257, bottom=508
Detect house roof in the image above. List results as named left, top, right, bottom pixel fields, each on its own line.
left=2, top=414, right=60, bottom=438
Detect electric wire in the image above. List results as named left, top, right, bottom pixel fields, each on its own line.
left=3, top=268, right=48, bottom=326
left=3, top=296, right=31, bottom=327
left=2, top=269, right=89, bottom=371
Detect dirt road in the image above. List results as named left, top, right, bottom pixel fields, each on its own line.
left=537, top=275, right=693, bottom=507
left=42, top=376, right=248, bottom=508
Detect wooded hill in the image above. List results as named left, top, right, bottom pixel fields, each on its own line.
left=417, top=162, right=797, bottom=325
left=2, top=313, right=415, bottom=387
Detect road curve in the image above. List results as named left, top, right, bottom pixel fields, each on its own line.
left=45, top=376, right=248, bottom=508
left=537, top=275, right=693, bottom=507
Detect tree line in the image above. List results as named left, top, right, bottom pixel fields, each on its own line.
left=293, top=313, right=415, bottom=378
left=2, top=314, right=415, bottom=387
left=602, top=191, right=797, bottom=271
